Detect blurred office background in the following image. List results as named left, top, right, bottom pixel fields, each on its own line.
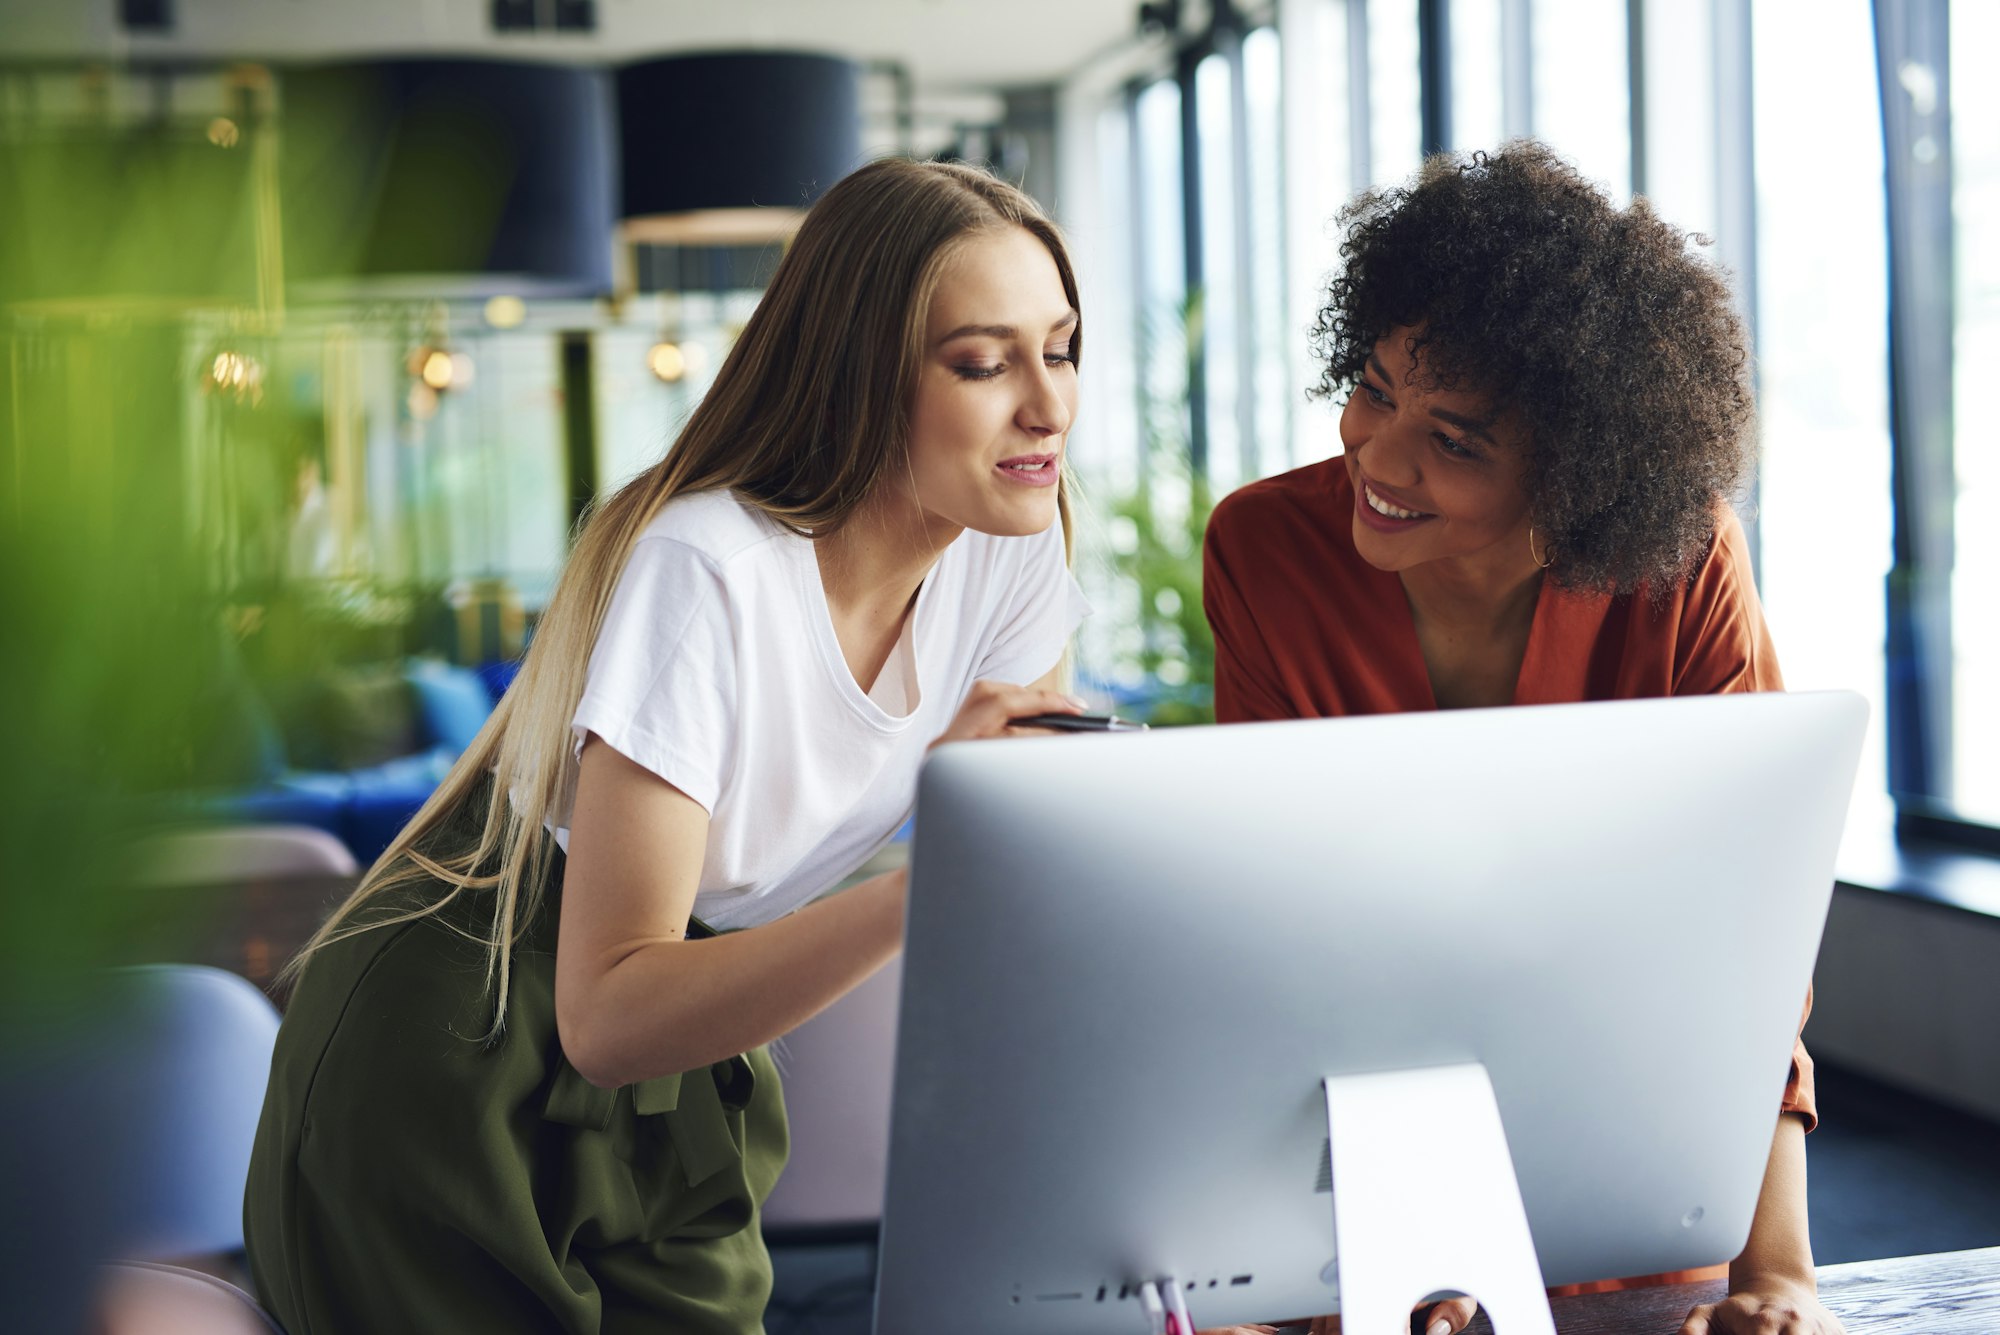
left=0, top=1, right=1995, bottom=1331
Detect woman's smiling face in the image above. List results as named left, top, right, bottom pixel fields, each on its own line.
left=1339, top=329, right=1536, bottom=577
left=902, top=224, right=1079, bottom=539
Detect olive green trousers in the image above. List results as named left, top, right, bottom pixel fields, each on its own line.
left=243, top=871, right=788, bottom=1335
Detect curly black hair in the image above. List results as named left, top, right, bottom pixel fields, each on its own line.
left=1309, top=142, right=1754, bottom=595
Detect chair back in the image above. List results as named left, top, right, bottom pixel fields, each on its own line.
left=142, top=824, right=358, bottom=888
left=113, top=965, right=282, bottom=1259
left=761, top=953, right=901, bottom=1237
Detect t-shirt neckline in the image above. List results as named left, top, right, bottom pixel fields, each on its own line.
left=790, top=529, right=937, bottom=733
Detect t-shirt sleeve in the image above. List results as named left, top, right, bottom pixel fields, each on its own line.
left=569, top=536, right=737, bottom=814
left=1203, top=492, right=1298, bottom=723
left=1672, top=508, right=1785, bottom=696
left=972, top=516, right=1092, bottom=685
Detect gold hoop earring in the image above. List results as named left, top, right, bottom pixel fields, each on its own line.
left=1528, top=525, right=1554, bottom=570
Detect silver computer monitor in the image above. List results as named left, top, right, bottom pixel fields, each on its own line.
left=873, top=692, right=1866, bottom=1333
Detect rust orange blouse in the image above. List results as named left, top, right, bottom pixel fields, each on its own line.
left=1202, top=456, right=1815, bottom=1292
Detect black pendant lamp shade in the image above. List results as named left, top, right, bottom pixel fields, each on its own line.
left=617, top=51, right=861, bottom=245
left=281, top=59, right=615, bottom=297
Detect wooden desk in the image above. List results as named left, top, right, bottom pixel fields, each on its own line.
left=1456, top=1247, right=2000, bottom=1333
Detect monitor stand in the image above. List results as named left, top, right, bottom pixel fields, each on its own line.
left=1323, top=1065, right=1557, bottom=1334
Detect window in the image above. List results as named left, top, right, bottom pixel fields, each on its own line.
left=1243, top=26, right=1292, bottom=478
left=1449, top=0, right=1508, bottom=154
left=1278, top=0, right=1352, bottom=467
left=1185, top=29, right=1296, bottom=494
left=1133, top=76, right=1190, bottom=472
left=1197, top=50, right=1246, bottom=491
left=1751, top=0, right=1895, bottom=831
left=1531, top=0, right=1630, bottom=198
left=1062, top=23, right=1300, bottom=719
left=1369, top=0, right=1424, bottom=186
left=1951, top=1, right=2000, bottom=823
left=1866, top=0, right=1997, bottom=842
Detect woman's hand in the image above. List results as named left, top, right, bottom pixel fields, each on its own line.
left=1688, top=1117, right=1839, bottom=1333
left=1679, top=1281, right=1846, bottom=1334
left=1411, top=1297, right=1479, bottom=1335
left=929, top=678, right=1084, bottom=749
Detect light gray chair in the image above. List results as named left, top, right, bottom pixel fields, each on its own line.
left=761, top=953, right=903, bottom=1239
left=133, top=824, right=359, bottom=993
left=113, top=964, right=282, bottom=1261
left=141, top=824, right=358, bottom=887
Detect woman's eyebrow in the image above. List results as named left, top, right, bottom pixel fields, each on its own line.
left=936, top=309, right=1079, bottom=344
left=1429, top=404, right=1500, bottom=444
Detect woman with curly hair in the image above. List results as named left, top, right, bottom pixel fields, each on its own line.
left=1202, top=144, right=1840, bottom=1335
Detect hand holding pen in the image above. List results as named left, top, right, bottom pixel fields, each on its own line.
left=926, top=680, right=1088, bottom=750
left=1006, top=711, right=1148, bottom=732
left=925, top=679, right=1149, bottom=751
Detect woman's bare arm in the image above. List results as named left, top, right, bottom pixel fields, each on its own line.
left=1731, top=1113, right=1819, bottom=1293
left=554, top=736, right=906, bottom=1088
left=1677, top=1113, right=1844, bottom=1334
left=554, top=678, right=1079, bottom=1089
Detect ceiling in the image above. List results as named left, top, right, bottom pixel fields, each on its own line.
left=0, top=0, right=1152, bottom=92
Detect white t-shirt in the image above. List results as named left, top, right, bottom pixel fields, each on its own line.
left=559, top=487, right=1090, bottom=930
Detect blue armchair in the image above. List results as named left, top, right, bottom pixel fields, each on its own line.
left=195, top=658, right=507, bottom=865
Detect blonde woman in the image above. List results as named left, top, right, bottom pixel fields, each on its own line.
left=244, top=160, right=1090, bottom=1335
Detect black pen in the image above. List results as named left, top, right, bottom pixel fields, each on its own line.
left=1008, top=712, right=1150, bottom=732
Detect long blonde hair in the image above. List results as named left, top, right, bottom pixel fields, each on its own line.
left=283, top=160, right=1082, bottom=1032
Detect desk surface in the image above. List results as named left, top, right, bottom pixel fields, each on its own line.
left=1462, top=1247, right=2000, bottom=1334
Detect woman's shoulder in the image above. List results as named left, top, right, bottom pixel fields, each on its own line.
left=1631, top=501, right=1757, bottom=613
left=1609, top=502, right=1782, bottom=694
left=632, top=487, right=792, bottom=572
left=1206, top=457, right=1359, bottom=593
left=1680, top=504, right=1773, bottom=639
left=1209, top=455, right=1351, bottom=545
left=598, top=491, right=790, bottom=647
left=1706, top=504, right=1756, bottom=580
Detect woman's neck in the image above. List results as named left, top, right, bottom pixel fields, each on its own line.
left=813, top=493, right=962, bottom=693
left=1397, top=536, right=1545, bottom=636
left=1398, top=542, right=1546, bottom=710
